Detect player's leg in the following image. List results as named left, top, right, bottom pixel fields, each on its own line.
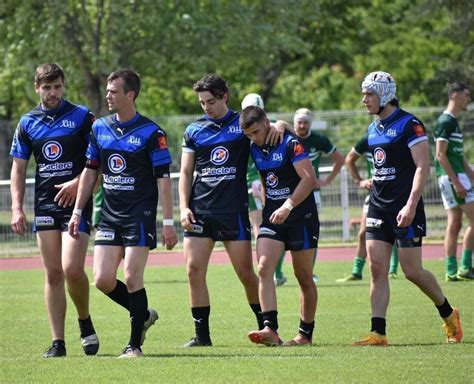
left=247, top=237, right=284, bottom=346
left=445, top=207, right=462, bottom=280
left=183, top=236, right=214, bottom=346
left=37, top=230, right=67, bottom=356
left=458, top=201, right=474, bottom=279
left=61, top=230, right=99, bottom=355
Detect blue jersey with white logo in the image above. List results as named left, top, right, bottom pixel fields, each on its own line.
left=182, top=110, right=249, bottom=214
left=367, top=108, right=428, bottom=212
left=86, top=113, right=172, bottom=222
left=250, top=132, right=317, bottom=222
left=10, top=99, right=94, bottom=214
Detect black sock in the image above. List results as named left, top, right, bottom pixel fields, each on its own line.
left=128, top=288, right=148, bottom=348
left=250, top=303, right=264, bottom=330
left=191, top=306, right=211, bottom=343
left=370, top=317, right=386, bottom=335
left=298, top=319, right=314, bottom=341
left=78, top=316, right=96, bottom=338
left=262, top=310, right=279, bottom=333
left=106, top=280, right=130, bottom=310
left=436, top=297, right=453, bottom=319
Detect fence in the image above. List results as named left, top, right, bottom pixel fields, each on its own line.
left=1, top=105, right=472, bottom=253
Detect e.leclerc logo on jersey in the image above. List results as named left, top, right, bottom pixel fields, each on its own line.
left=108, top=154, right=126, bottom=173
left=210, top=146, right=229, bottom=165
left=266, top=172, right=278, bottom=188
left=42, top=141, right=62, bottom=161
left=373, top=147, right=386, bottom=166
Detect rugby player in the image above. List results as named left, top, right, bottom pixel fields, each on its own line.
left=352, top=71, right=463, bottom=346
left=241, top=106, right=321, bottom=346
left=69, top=69, right=177, bottom=358
left=10, top=63, right=99, bottom=357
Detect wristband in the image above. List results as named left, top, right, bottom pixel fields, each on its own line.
left=73, top=208, right=83, bottom=216
left=162, top=219, right=174, bottom=226
left=282, top=201, right=294, bottom=211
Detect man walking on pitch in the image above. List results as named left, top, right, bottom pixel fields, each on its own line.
left=10, top=63, right=99, bottom=357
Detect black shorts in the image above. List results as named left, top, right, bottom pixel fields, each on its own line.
left=258, top=213, right=319, bottom=251
left=365, top=206, right=426, bottom=247
left=183, top=211, right=251, bottom=241
left=34, top=202, right=92, bottom=235
left=95, top=214, right=157, bottom=249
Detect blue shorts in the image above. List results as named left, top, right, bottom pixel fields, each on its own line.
left=258, top=212, right=319, bottom=251
left=95, top=214, right=157, bottom=249
left=183, top=211, right=251, bottom=241
left=365, top=206, right=426, bottom=247
left=34, top=202, right=92, bottom=234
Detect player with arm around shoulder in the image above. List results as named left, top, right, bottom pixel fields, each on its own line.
left=241, top=106, right=322, bottom=346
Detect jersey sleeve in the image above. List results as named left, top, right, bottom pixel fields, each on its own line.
left=405, top=118, right=428, bottom=148
left=9, top=119, right=32, bottom=160
left=85, top=125, right=101, bottom=169
left=434, top=118, right=454, bottom=142
left=182, top=126, right=196, bottom=153
left=317, top=133, right=337, bottom=154
left=353, top=132, right=369, bottom=156
left=288, top=137, right=309, bottom=164
left=79, top=110, right=95, bottom=144
left=149, top=128, right=172, bottom=178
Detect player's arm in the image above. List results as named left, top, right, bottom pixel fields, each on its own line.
left=320, top=149, right=344, bottom=187
left=265, top=120, right=294, bottom=145
left=179, top=151, right=196, bottom=231
left=397, top=140, right=430, bottom=227
left=158, top=176, right=178, bottom=250
left=270, top=158, right=319, bottom=225
left=345, top=149, right=372, bottom=190
left=10, top=157, right=28, bottom=235
left=436, top=140, right=467, bottom=198
left=68, top=167, right=98, bottom=238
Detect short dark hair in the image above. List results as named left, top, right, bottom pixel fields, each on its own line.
left=240, top=106, right=267, bottom=130
left=107, top=69, right=141, bottom=100
left=34, top=63, right=65, bottom=85
left=193, top=74, right=229, bottom=100
left=388, top=98, right=400, bottom=107
left=448, top=82, right=469, bottom=98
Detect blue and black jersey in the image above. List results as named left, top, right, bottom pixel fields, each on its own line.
left=182, top=110, right=249, bottom=214
left=367, top=108, right=428, bottom=212
left=86, top=113, right=172, bottom=222
left=250, top=132, right=317, bottom=222
left=10, top=99, right=93, bottom=214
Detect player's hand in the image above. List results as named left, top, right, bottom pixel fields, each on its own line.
left=11, top=210, right=27, bottom=236
left=265, top=121, right=286, bottom=145
left=54, top=178, right=79, bottom=207
left=359, top=179, right=372, bottom=190
left=161, top=225, right=177, bottom=250
left=396, top=205, right=415, bottom=228
left=452, top=180, right=467, bottom=198
left=270, top=205, right=291, bottom=225
left=68, top=213, right=81, bottom=239
left=180, top=208, right=196, bottom=231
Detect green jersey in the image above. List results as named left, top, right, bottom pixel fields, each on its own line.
left=246, top=156, right=260, bottom=184
left=434, top=112, right=465, bottom=177
left=353, top=132, right=374, bottom=178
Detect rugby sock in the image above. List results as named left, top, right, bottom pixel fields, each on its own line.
left=389, top=247, right=399, bottom=274
left=250, top=303, right=264, bottom=330
left=128, top=288, right=148, bottom=348
left=370, top=317, right=386, bottom=335
left=446, top=256, right=458, bottom=276
left=106, top=280, right=130, bottom=310
left=298, top=319, right=314, bottom=341
left=78, top=316, right=96, bottom=338
left=436, top=297, right=453, bottom=319
left=191, top=306, right=211, bottom=343
left=262, top=310, right=279, bottom=333
left=274, top=251, right=286, bottom=279
left=352, top=257, right=365, bottom=278
left=460, top=249, right=472, bottom=271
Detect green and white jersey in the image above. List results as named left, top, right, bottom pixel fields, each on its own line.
left=246, top=156, right=260, bottom=184
left=434, top=111, right=465, bottom=177
left=300, top=131, right=336, bottom=191
left=352, top=132, right=374, bottom=178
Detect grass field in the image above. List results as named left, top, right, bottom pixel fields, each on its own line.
left=1, top=260, right=472, bottom=383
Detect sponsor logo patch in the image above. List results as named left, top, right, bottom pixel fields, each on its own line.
left=259, top=227, right=276, bottom=236
left=35, top=216, right=54, bottom=226
left=366, top=218, right=383, bottom=228
left=373, top=147, right=386, bottom=166
left=95, top=230, right=115, bottom=241
left=108, top=154, right=126, bottom=174
left=42, top=141, right=62, bottom=161
left=210, top=146, right=229, bottom=165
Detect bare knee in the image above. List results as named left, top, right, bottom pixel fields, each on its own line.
left=358, top=228, right=366, bottom=244
left=94, top=271, right=116, bottom=294
left=294, top=270, right=314, bottom=291
left=45, top=267, right=64, bottom=287
left=187, top=261, right=207, bottom=284
left=446, top=220, right=462, bottom=236
left=63, top=264, right=86, bottom=284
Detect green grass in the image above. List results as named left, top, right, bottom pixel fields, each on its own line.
left=1, top=260, right=472, bottom=383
